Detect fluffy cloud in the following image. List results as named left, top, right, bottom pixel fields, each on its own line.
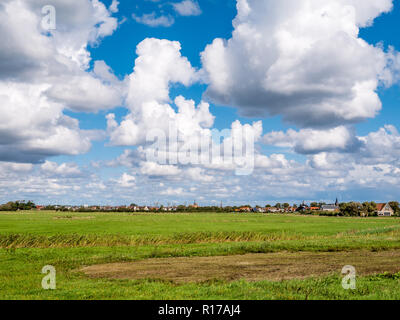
left=264, top=124, right=400, bottom=161
left=133, top=0, right=202, bottom=27
left=172, top=0, right=202, bottom=17
left=201, top=0, right=398, bottom=128
left=260, top=124, right=400, bottom=198
left=0, top=0, right=122, bottom=163
left=109, top=0, right=119, bottom=13
left=305, top=125, right=400, bottom=191
left=140, top=162, right=181, bottom=177
left=0, top=0, right=120, bottom=80
left=0, top=0, right=53, bottom=81
left=132, top=12, right=175, bottom=27
left=185, top=167, right=214, bottom=182
left=358, top=125, right=400, bottom=165
left=263, top=126, right=362, bottom=154
left=0, top=82, right=96, bottom=163
left=2, top=123, right=400, bottom=204
left=0, top=162, right=33, bottom=174
left=114, top=173, right=136, bottom=188
left=126, top=38, right=198, bottom=109
left=105, top=39, right=284, bottom=178
left=45, top=67, right=123, bottom=113
left=107, top=96, right=214, bottom=147
left=41, top=161, right=82, bottom=177
left=107, top=38, right=212, bottom=147
left=0, top=160, right=90, bottom=202
left=160, top=187, right=185, bottom=196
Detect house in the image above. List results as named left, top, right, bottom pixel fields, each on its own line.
left=239, top=206, right=252, bottom=212
left=296, top=202, right=309, bottom=212
left=268, top=207, right=284, bottom=213
left=189, top=201, right=199, bottom=209
left=376, top=203, right=394, bottom=217
left=321, top=204, right=339, bottom=212
left=321, top=199, right=340, bottom=212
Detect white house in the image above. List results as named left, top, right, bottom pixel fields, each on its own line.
left=376, top=203, right=394, bottom=216
left=321, top=199, right=340, bottom=212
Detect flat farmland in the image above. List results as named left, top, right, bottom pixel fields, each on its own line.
left=1, top=211, right=400, bottom=300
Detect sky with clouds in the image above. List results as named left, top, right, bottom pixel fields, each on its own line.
left=0, top=0, right=400, bottom=206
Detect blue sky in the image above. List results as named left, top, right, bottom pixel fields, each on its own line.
left=0, top=0, right=400, bottom=206
left=358, top=6, right=400, bottom=134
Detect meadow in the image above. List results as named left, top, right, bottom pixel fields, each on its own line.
left=1, top=211, right=400, bottom=300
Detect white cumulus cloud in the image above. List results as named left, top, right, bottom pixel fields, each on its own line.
left=201, top=0, right=398, bottom=128
left=172, top=0, right=202, bottom=17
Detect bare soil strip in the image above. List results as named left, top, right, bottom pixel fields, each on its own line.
left=81, top=251, right=400, bottom=283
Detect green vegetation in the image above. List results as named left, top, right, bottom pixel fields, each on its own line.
left=0, top=211, right=400, bottom=300
left=0, top=201, right=36, bottom=211
left=389, top=201, right=400, bottom=215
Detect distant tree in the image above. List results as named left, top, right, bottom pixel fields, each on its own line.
left=283, top=203, right=290, bottom=209
left=24, top=201, right=35, bottom=210
left=0, top=202, right=14, bottom=211
left=310, top=202, right=318, bottom=207
left=340, top=202, right=362, bottom=216
left=275, top=203, right=281, bottom=209
left=0, top=201, right=36, bottom=211
left=265, top=204, right=271, bottom=208
left=361, top=202, right=377, bottom=217
left=389, top=201, right=400, bottom=216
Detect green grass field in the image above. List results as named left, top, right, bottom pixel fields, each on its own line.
left=1, top=211, right=400, bottom=300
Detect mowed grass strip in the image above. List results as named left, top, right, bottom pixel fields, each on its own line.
left=80, top=251, right=400, bottom=283
left=2, top=245, right=400, bottom=300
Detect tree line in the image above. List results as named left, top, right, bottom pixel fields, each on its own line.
left=1, top=200, right=399, bottom=217
left=299, top=201, right=400, bottom=217
left=0, top=201, right=36, bottom=211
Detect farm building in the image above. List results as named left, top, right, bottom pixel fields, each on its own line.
left=239, top=206, right=252, bottom=212
left=376, top=203, right=394, bottom=216
left=321, top=199, right=340, bottom=212
left=296, top=201, right=308, bottom=212
left=321, top=204, right=339, bottom=212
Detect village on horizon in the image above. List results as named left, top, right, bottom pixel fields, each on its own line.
left=1, top=199, right=399, bottom=217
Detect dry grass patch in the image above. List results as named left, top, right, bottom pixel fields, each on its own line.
left=53, top=216, right=94, bottom=220
left=81, top=250, right=400, bottom=283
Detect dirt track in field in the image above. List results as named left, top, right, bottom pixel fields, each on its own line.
left=80, top=250, right=400, bottom=283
